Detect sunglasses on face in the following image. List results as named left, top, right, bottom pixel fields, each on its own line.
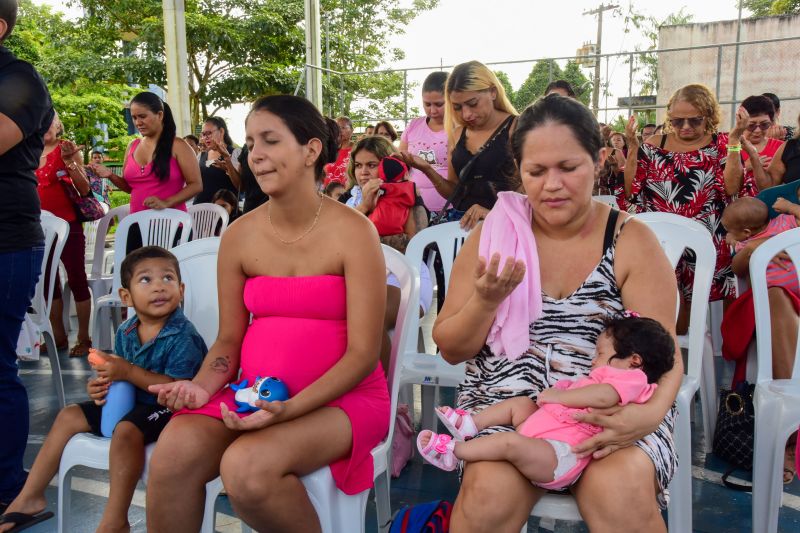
left=746, top=121, right=772, bottom=132
left=200, top=130, right=218, bottom=137
left=669, top=116, right=705, bottom=129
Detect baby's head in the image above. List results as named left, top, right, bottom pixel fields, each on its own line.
left=721, top=197, right=769, bottom=245
left=593, top=314, right=675, bottom=383
left=212, top=189, right=238, bottom=216
left=324, top=181, right=345, bottom=201
left=119, top=246, right=183, bottom=320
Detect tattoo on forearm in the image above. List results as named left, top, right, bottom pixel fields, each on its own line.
left=209, top=356, right=230, bottom=373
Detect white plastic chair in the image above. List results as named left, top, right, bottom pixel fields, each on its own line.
left=526, top=212, right=715, bottom=533
left=751, top=227, right=800, bottom=533
left=188, top=203, right=229, bottom=240
left=201, top=246, right=419, bottom=533
left=62, top=205, right=130, bottom=348
left=32, top=212, right=70, bottom=408
left=92, top=208, right=192, bottom=349
left=171, top=238, right=221, bottom=348
left=401, top=222, right=470, bottom=431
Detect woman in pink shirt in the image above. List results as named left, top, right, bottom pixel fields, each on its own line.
left=91, top=92, right=201, bottom=213
left=399, top=71, right=451, bottom=213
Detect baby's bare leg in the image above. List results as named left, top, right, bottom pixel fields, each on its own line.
left=454, top=432, right=558, bottom=484
left=471, top=396, right=538, bottom=430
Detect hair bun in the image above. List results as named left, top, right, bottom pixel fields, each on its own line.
left=324, top=117, right=340, bottom=164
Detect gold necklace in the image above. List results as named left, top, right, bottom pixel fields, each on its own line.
left=268, top=194, right=324, bottom=245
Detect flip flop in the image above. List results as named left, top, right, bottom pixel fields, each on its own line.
left=435, top=406, right=478, bottom=441
left=0, top=511, right=54, bottom=533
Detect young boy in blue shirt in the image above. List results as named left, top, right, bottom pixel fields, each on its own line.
left=0, top=246, right=206, bottom=533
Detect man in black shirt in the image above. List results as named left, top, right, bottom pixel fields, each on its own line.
left=0, top=0, right=54, bottom=512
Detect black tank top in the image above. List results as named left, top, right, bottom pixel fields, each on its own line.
left=450, top=116, right=516, bottom=211
left=782, top=138, right=800, bottom=184
left=195, top=147, right=238, bottom=204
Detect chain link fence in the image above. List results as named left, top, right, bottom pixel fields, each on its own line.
left=297, top=35, right=800, bottom=134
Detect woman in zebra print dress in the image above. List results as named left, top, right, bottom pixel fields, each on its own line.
left=433, top=95, right=683, bottom=532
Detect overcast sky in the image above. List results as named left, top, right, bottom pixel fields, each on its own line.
left=34, top=0, right=747, bottom=142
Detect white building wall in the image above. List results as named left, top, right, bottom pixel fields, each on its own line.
left=657, top=15, right=800, bottom=131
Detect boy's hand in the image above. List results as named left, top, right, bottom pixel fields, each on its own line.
left=87, top=376, right=110, bottom=406
left=96, top=354, right=132, bottom=382
left=149, top=380, right=210, bottom=410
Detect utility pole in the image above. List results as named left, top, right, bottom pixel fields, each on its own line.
left=583, top=3, right=618, bottom=116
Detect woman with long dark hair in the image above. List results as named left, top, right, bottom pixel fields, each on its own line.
left=91, top=92, right=201, bottom=213
left=194, top=116, right=242, bottom=204
left=146, top=95, right=390, bottom=532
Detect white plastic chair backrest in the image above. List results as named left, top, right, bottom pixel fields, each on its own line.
left=90, top=204, right=130, bottom=279
left=36, top=213, right=70, bottom=319
left=171, top=237, right=221, bottom=348
left=636, top=212, right=715, bottom=381
left=188, top=203, right=229, bottom=240
left=404, top=222, right=469, bottom=348
left=750, top=226, right=800, bottom=382
left=593, top=195, right=617, bottom=207
left=380, top=245, right=420, bottom=451
left=110, top=208, right=193, bottom=294
left=83, top=220, right=100, bottom=261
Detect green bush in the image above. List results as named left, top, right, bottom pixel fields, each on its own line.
left=109, top=190, right=130, bottom=209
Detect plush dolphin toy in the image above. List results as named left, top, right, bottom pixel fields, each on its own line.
left=230, top=376, right=290, bottom=413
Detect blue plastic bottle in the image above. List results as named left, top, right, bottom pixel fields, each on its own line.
left=101, top=381, right=135, bottom=437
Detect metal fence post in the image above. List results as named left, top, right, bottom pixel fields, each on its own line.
left=403, top=70, right=409, bottom=129
left=340, top=74, right=345, bottom=116
left=548, top=60, right=553, bottom=84
left=715, top=45, right=723, bottom=105
left=628, top=53, right=634, bottom=118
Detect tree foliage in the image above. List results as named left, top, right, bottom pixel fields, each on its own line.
left=512, top=60, right=591, bottom=111
left=742, top=0, right=800, bottom=16
left=5, top=1, right=138, bottom=160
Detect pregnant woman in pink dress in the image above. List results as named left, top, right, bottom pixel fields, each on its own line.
left=145, top=95, right=390, bottom=533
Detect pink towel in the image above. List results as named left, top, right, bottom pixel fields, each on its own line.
left=478, top=192, right=543, bottom=360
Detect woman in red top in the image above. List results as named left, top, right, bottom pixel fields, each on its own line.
left=741, top=94, right=785, bottom=191
left=323, top=116, right=354, bottom=187
left=36, top=115, right=93, bottom=356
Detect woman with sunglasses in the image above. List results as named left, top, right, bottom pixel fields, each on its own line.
left=739, top=95, right=785, bottom=191
left=623, top=84, right=750, bottom=318
left=750, top=111, right=800, bottom=189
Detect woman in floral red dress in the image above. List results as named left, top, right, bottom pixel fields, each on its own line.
left=623, top=84, right=753, bottom=319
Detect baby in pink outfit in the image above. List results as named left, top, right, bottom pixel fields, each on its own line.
left=417, top=314, right=675, bottom=490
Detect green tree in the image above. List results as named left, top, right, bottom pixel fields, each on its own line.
left=6, top=1, right=139, bottom=160
left=78, top=0, right=306, bottom=126
left=513, top=60, right=561, bottom=110
left=494, top=71, right=516, bottom=105
left=742, top=0, right=800, bottom=16
left=561, top=61, right=591, bottom=106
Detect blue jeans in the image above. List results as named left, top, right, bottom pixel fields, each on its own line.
left=0, top=246, right=43, bottom=502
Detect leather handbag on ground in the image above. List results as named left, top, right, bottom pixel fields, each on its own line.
left=58, top=169, right=106, bottom=221
left=712, top=380, right=755, bottom=491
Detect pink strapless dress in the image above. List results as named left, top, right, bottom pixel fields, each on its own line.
left=177, top=275, right=390, bottom=494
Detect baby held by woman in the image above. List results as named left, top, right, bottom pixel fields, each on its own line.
left=417, top=314, right=675, bottom=490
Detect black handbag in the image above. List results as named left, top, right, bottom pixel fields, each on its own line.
left=712, top=381, right=755, bottom=491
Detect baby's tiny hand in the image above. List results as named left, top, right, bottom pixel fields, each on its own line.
left=537, top=388, right=556, bottom=406
left=773, top=197, right=792, bottom=214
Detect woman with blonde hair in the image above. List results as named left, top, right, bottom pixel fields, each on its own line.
left=623, top=83, right=752, bottom=317
left=401, top=60, right=517, bottom=230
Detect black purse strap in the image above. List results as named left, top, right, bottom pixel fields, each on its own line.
left=434, top=115, right=514, bottom=218
left=721, top=466, right=752, bottom=492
